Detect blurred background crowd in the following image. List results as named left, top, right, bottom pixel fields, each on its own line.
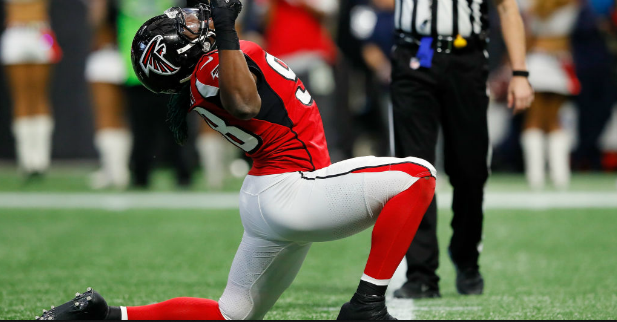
left=1, top=0, right=616, bottom=191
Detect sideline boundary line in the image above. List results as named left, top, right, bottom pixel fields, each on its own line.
left=0, top=191, right=615, bottom=211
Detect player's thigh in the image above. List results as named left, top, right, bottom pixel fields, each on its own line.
left=219, top=232, right=311, bottom=320
left=258, top=156, right=436, bottom=242
left=317, top=155, right=435, bottom=178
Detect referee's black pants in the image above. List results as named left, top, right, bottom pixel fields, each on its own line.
left=391, top=43, right=490, bottom=287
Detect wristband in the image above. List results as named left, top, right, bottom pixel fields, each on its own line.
left=215, top=29, right=240, bottom=50
left=513, top=70, right=530, bottom=78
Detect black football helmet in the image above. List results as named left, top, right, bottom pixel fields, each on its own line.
left=131, top=4, right=215, bottom=94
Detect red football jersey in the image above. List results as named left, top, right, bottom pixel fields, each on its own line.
left=189, top=41, right=331, bottom=176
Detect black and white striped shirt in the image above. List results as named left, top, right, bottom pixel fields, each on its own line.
left=395, top=0, right=489, bottom=38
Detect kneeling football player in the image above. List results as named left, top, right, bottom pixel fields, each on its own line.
left=36, top=1, right=436, bottom=320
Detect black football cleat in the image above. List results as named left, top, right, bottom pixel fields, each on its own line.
left=337, top=293, right=397, bottom=320
left=35, top=288, right=110, bottom=320
left=393, top=281, right=441, bottom=299
left=455, top=268, right=484, bottom=295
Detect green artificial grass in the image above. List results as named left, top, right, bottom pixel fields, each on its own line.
left=1, top=208, right=616, bottom=320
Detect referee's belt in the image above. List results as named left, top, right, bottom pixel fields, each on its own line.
left=396, top=33, right=487, bottom=54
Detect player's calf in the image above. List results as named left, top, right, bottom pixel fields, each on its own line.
left=362, top=176, right=436, bottom=285
left=341, top=175, right=435, bottom=320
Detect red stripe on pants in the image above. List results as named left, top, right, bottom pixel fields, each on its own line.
left=351, top=163, right=432, bottom=178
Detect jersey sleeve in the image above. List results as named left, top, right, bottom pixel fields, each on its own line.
left=192, top=52, right=221, bottom=101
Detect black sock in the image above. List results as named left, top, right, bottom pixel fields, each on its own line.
left=356, top=280, right=387, bottom=297
left=105, top=306, right=122, bottom=320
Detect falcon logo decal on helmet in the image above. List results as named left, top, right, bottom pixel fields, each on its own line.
left=140, top=35, right=180, bottom=77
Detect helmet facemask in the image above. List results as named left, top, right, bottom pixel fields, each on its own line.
left=164, top=5, right=216, bottom=56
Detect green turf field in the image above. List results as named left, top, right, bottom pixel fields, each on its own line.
left=0, top=168, right=616, bottom=320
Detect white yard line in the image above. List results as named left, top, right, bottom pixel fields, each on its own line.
left=412, top=306, right=482, bottom=311
left=386, top=261, right=416, bottom=320
left=452, top=191, right=617, bottom=210
left=0, top=192, right=240, bottom=210
left=0, top=191, right=615, bottom=210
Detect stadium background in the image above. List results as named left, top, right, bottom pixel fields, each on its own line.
left=0, top=1, right=95, bottom=159
left=1, top=0, right=616, bottom=167
left=0, top=0, right=616, bottom=320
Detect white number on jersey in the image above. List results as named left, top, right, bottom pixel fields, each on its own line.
left=194, top=107, right=262, bottom=154
left=266, top=53, right=297, bottom=81
left=265, top=52, right=313, bottom=106
left=295, top=86, right=313, bottom=106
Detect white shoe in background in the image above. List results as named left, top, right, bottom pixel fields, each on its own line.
left=548, top=130, right=571, bottom=191
left=196, top=133, right=227, bottom=190
left=91, top=129, right=132, bottom=190
left=90, top=169, right=112, bottom=190
left=31, top=114, right=54, bottom=173
left=521, top=129, right=546, bottom=190
left=12, top=117, right=37, bottom=174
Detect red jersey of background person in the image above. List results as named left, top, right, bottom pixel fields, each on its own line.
left=189, top=41, right=331, bottom=176
left=264, top=0, right=337, bottom=64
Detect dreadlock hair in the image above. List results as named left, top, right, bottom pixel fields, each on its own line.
left=167, top=83, right=191, bottom=146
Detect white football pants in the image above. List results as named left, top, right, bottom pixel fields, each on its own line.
left=218, top=156, right=436, bottom=320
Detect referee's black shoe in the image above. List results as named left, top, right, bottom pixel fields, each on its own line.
left=337, top=293, right=397, bottom=320
left=449, top=250, right=484, bottom=296
left=393, top=281, right=441, bottom=299
left=455, top=267, right=484, bottom=295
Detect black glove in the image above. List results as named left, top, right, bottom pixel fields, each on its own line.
left=186, top=0, right=209, bottom=7
left=210, top=0, right=243, bottom=50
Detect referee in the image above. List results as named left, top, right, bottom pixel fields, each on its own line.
left=391, top=0, right=534, bottom=298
